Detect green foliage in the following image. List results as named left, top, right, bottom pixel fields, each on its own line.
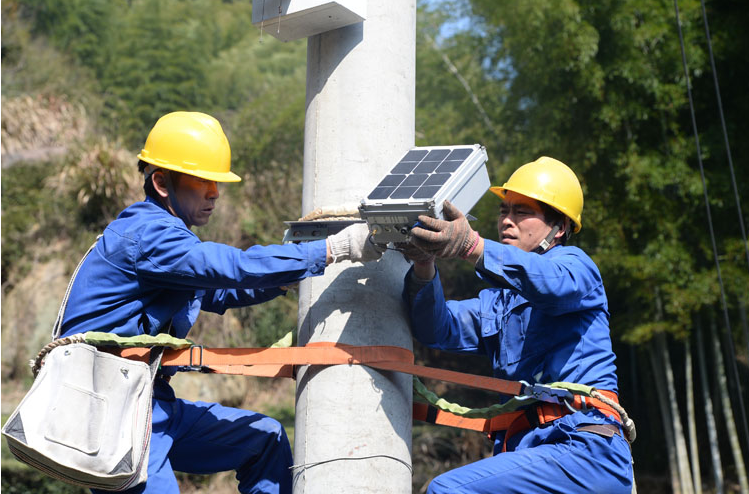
left=206, top=30, right=306, bottom=111
left=19, top=0, right=118, bottom=70
left=0, top=161, right=73, bottom=286
left=47, top=137, right=141, bottom=229
left=1, top=135, right=136, bottom=287
left=5, top=0, right=744, bottom=350
left=3, top=0, right=311, bottom=366
left=0, top=471, right=85, bottom=494
left=13, top=0, right=261, bottom=147
left=455, top=0, right=748, bottom=346
left=1, top=3, right=100, bottom=102
left=97, top=0, right=220, bottom=146
left=416, top=5, right=504, bottom=153
left=238, top=295, right=300, bottom=349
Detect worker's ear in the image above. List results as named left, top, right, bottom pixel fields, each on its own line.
left=554, top=218, right=570, bottom=238
left=554, top=219, right=568, bottom=240
left=150, top=170, right=170, bottom=199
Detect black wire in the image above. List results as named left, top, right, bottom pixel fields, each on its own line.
left=366, top=233, right=401, bottom=252
left=699, top=0, right=749, bottom=270
left=673, top=0, right=749, bottom=459
left=289, top=454, right=413, bottom=473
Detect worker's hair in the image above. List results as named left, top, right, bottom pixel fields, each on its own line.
left=138, top=160, right=182, bottom=200
left=138, top=160, right=159, bottom=200
left=539, top=202, right=571, bottom=245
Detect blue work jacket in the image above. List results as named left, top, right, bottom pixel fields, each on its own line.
left=60, top=197, right=327, bottom=339
left=403, top=239, right=618, bottom=392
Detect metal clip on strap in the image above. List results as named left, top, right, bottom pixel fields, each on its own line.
left=519, top=381, right=574, bottom=404
left=186, top=345, right=207, bottom=372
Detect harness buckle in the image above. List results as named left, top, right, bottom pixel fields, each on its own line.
left=186, top=345, right=208, bottom=372
left=519, top=382, right=574, bottom=405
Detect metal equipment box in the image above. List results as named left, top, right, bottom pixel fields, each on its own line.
left=359, top=144, right=490, bottom=244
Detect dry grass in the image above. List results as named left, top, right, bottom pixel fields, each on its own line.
left=1, top=94, right=87, bottom=160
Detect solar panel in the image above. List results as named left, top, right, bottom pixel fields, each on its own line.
left=359, top=144, right=490, bottom=243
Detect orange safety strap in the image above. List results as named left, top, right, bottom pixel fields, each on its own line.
left=501, top=391, right=622, bottom=450
left=573, top=390, right=621, bottom=422
left=114, top=342, right=524, bottom=397
left=414, top=389, right=623, bottom=448
left=412, top=403, right=524, bottom=435
left=114, top=343, right=620, bottom=438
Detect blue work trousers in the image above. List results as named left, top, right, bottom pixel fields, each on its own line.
left=427, top=413, right=633, bottom=494
left=92, top=379, right=293, bottom=494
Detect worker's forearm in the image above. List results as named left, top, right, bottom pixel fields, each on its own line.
left=412, top=261, right=436, bottom=281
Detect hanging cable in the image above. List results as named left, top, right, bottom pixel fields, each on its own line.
left=673, top=0, right=749, bottom=457
left=698, top=0, right=749, bottom=270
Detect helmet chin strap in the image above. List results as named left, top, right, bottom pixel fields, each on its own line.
left=163, top=172, right=189, bottom=226
left=145, top=164, right=188, bottom=223
left=532, top=224, right=560, bottom=254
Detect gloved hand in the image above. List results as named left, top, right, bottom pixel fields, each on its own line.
left=410, top=200, right=479, bottom=259
left=394, top=242, right=435, bottom=265
left=328, top=223, right=385, bottom=263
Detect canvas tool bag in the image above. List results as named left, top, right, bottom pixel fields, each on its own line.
left=1, top=238, right=161, bottom=491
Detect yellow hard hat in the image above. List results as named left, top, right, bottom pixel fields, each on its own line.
left=137, top=111, right=241, bottom=182
left=489, top=156, right=583, bottom=233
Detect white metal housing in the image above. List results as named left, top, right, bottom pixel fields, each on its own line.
left=359, top=144, right=490, bottom=244
left=252, top=0, right=366, bottom=42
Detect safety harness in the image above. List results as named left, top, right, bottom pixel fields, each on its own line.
left=33, top=332, right=636, bottom=446
left=413, top=380, right=627, bottom=450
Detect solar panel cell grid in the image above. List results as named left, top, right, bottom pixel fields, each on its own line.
left=402, top=150, right=429, bottom=162
left=424, top=173, right=451, bottom=186
left=390, top=186, right=419, bottom=199
left=446, top=148, right=473, bottom=160
left=413, top=162, right=441, bottom=174
left=425, top=149, right=451, bottom=160
left=367, top=146, right=475, bottom=201
left=436, top=161, right=462, bottom=173
left=402, top=174, right=429, bottom=187
left=378, top=174, right=406, bottom=187
left=413, top=185, right=442, bottom=199
left=368, top=187, right=395, bottom=199
left=391, top=162, right=418, bottom=174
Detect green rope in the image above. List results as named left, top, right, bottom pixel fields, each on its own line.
left=413, top=377, right=596, bottom=419
left=82, top=332, right=194, bottom=349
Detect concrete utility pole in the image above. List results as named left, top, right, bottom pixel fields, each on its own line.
left=294, top=1, right=416, bottom=493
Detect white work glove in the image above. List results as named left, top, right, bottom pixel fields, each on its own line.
left=328, top=223, right=385, bottom=263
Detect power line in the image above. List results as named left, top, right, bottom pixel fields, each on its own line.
left=698, top=0, right=749, bottom=270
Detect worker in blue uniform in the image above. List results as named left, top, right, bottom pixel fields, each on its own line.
left=59, top=111, right=383, bottom=494
left=402, top=157, right=634, bottom=493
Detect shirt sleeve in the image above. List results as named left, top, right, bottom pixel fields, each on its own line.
left=402, top=266, right=484, bottom=354
left=135, top=220, right=328, bottom=291
left=200, top=287, right=287, bottom=314
left=478, top=239, right=604, bottom=315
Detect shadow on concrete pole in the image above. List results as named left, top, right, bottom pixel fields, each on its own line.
left=293, top=1, right=416, bottom=493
